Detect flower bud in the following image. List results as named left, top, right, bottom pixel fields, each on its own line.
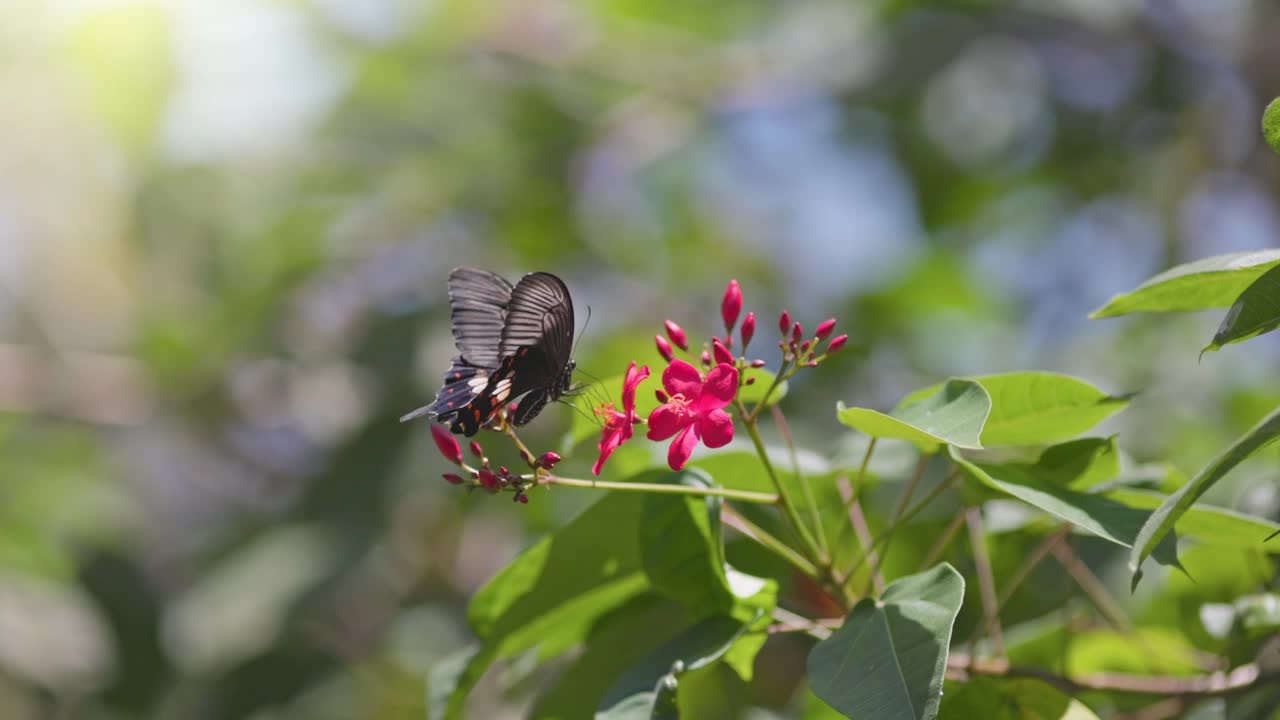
left=827, top=334, right=848, bottom=354
left=664, top=320, right=689, bottom=351
left=712, top=338, right=734, bottom=366
left=791, top=322, right=803, bottom=344
left=478, top=469, right=500, bottom=491
left=654, top=334, right=675, bottom=362
left=745, top=376, right=756, bottom=385
left=740, top=312, right=755, bottom=349
left=431, top=424, right=463, bottom=464
left=537, top=451, right=562, bottom=469
left=517, top=493, right=529, bottom=504
left=721, top=279, right=742, bottom=332
left=469, top=440, right=484, bottom=458
left=778, top=310, right=791, bottom=336
left=815, top=318, right=837, bottom=340
left=700, top=350, right=711, bottom=367
left=498, top=466, right=509, bottom=477
left=750, top=359, right=766, bottom=368
left=656, top=389, right=670, bottom=403
left=800, top=340, right=811, bottom=354
left=442, top=473, right=465, bottom=485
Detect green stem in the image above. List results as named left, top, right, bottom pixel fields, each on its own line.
left=739, top=410, right=827, bottom=564
left=846, top=437, right=877, bottom=508
left=771, top=404, right=829, bottom=558
left=722, top=505, right=820, bottom=580
left=539, top=474, right=779, bottom=504
left=869, top=455, right=930, bottom=581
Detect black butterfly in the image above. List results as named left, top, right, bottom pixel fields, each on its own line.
left=401, top=268, right=576, bottom=436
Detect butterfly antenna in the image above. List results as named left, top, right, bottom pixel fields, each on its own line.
left=572, top=304, right=592, bottom=358
left=558, top=397, right=603, bottom=428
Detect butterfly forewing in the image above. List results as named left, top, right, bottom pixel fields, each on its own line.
left=448, top=268, right=513, bottom=369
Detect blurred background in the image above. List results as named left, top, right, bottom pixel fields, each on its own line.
left=3, top=0, right=1280, bottom=717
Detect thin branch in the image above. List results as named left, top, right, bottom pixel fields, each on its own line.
left=920, top=512, right=965, bottom=571
left=846, top=437, right=878, bottom=508
left=967, top=524, right=1071, bottom=647
left=721, top=504, right=820, bottom=580
left=769, top=607, right=838, bottom=639
left=1049, top=540, right=1133, bottom=632
left=837, top=475, right=884, bottom=595
left=966, top=507, right=1005, bottom=659
left=948, top=655, right=1271, bottom=698
left=870, top=455, right=930, bottom=582
left=771, top=403, right=829, bottom=558
left=737, top=400, right=827, bottom=565
left=540, top=474, right=778, bottom=504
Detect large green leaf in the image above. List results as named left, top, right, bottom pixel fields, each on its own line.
left=1203, top=263, right=1280, bottom=354
left=950, top=446, right=1181, bottom=569
left=1090, top=250, right=1280, bottom=318
left=903, top=373, right=1128, bottom=447
left=807, top=564, right=965, bottom=720
left=939, top=678, right=1101, bottom=720
left=598, top=615, right=750, bottom=718
left=838, top=379, right=991, bottom=451
left=1129, top=404, right=1280, bottom=589
left=1107, top=490, right=1280, bottom=551
left=640, top=471, right=732, bottom=616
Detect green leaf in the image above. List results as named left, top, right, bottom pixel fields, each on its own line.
left=443, top=482, right=660, bottom=718
left=1129, top=403, right=1280, bottom=590
left=950, top=446, right=1181, bottom=569
left=904, top=373, right=1128, bottom=447
left=1264, top=96, right=1280, bottom=156
left=598, top=615, right=749, bottom=718
left=1090, top=250, right=1280, bottom=318
left=1231, top=593, right=1280, bottom=638
left=838, top=379, right=991, bottom=451
left=1064, top=628, right=1200, bottom=675
left=940, top=677, right=1101, bottom=720
left=1203, top=263, right=1280, bottom=354
left=427, top=645, right=484, bottom=720
left=807, top=563, right=965, bottom=720
left=721, top=567, right=777, bottom=682
left=640, top=471, right=733, bottom=616
left=1107, top=490, right=1280, bottom=551
left=738, top=367, right=788, bottom=407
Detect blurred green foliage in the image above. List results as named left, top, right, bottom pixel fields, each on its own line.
left=2, top=0, right=1280, bottom=718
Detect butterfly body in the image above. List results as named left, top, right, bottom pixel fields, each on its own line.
left=402, top=268, right=576, bottom=436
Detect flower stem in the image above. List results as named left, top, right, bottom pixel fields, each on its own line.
left=538, top=474, right=779, bottom=504
left=739, top=409, right=827, bottom=565
left=501, top=421, right=537, bottom=467
left=770, top=404, right=829, bottom=559
left=846, top=437, right=877, bottom=508
left=722, top=504, right=820, bottom=580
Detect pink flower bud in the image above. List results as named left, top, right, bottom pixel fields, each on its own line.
left=664, top=320, right=689, bottom=351
left=700, top=350, right=711, bottom=367
left=745, top=376, right=756, bottom=385
left=498, top=466, right=509, bottom=477
left=827, top=334, right=848, bottom=354
left=740, top=312, right=756, bottom=349
left=800, top=340, right=811, bottom=354
left=778, top=310, right=791, bottom=336
left=815, top=318, right=837, bottom=340
left=791, top=322, right=803, bottom=344
left=806, top=360, right=819, bottom=367
left=431, top=424, right=462, bottom=464
left=537, top=451, right=561, bottom=469
left=518, top=494, right=529, bottom=504
left=478, top=469, right=500, bottom=491
left=750, top=359, right=766, bottom=368
left=721, top=279, right=742, bottom=332
left=469, top=441, right=483, bottom=458
left=656, top=389, right=670, bottom=403
left=442, top=473, right=465, bottom=485
left=654, top=334, right=674, bottom=362
left=712, top=339, right=734, bottom=366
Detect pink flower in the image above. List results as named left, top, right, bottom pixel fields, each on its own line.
left=722, top=279, right=742, bottom=331
left=647, top=360, right=738, bottom=470
left=664, top=320, right=689, bottom=351
left=741, top=312, right=756, bottom=349
left=592, top=362, right=651, bottom=476
left=655, top=334, right=675, bottom=362
left=815, top=318, right=837, bottom=340
left=431, top=424, right=462, bottom=464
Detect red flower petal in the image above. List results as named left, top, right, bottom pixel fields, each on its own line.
left=697, top=364, right=739, bottom=411
left=662, top=359, right=703, bottom=399
left=667, top=423, right=701, bottom=470
left=646, top=403, right=691, bottom=441
left=698, top=409, right=734, bottom=448
left=592, top=420, right=631, bottom=476
left=621, top=362, right=651, bottom=414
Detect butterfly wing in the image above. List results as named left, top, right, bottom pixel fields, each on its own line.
left=449, top=267, right=513, bottom=369
left=500, top=272, right=574, bottom=381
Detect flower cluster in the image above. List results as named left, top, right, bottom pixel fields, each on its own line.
left=430, top=423, right=559, bottom=503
